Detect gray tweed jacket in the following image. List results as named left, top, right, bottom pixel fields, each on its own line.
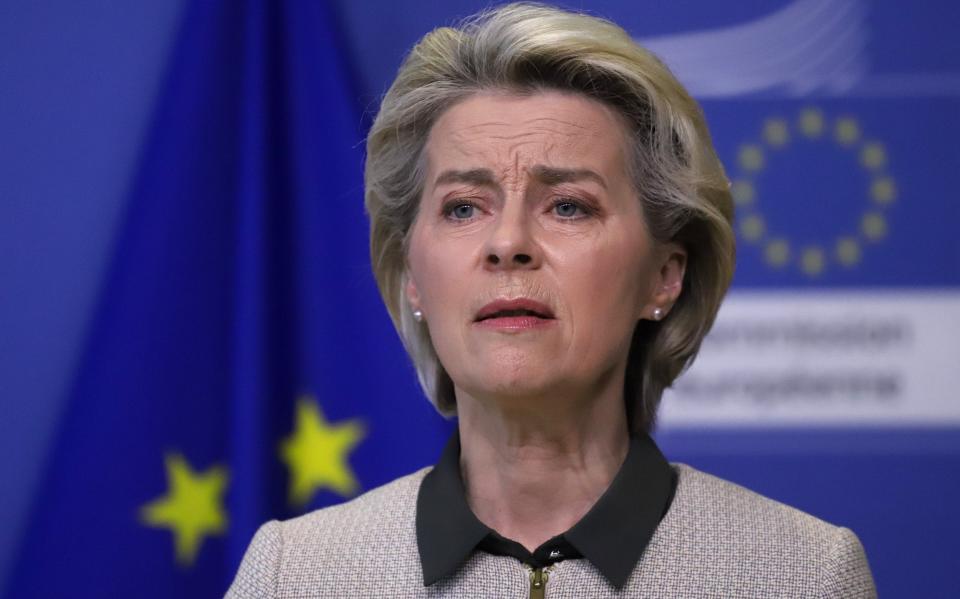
left=226, top=463, right=876, bottom=598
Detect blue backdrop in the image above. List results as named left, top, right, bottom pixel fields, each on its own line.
left=2, top=1, right=958, bottom=597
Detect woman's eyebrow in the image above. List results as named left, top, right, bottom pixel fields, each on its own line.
left=531, top=165, right=607, bottom=190
left=434, top=168, right=497, bottom=187
left=434, top=166, right=608, bottom=190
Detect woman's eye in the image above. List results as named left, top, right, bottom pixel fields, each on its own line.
left=445, top=203, right=476, bottom=220
left=553, top=200, right=587, bottom=219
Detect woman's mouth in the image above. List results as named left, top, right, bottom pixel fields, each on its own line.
left=474, top=299, right=556, bottom=331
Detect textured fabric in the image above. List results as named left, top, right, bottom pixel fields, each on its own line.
left=225, top=464, right=876, bottom=598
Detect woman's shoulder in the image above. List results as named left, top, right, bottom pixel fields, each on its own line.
left=640, top=463, right=875, bottom=597
left=225, top=467, right=432, bottom=598
left=668, top=462, right=846, bottom=539
left=278, top=465, right=431, bottom=536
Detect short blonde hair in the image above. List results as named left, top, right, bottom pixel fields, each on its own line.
left=364, top=2, right=735, bottom=432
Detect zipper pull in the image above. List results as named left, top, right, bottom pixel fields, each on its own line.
left=528, top=566, right=549, bottom=599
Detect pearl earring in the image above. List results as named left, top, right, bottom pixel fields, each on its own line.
left=652, top=307, right=663, bottom=321
left=413, top=309, right=423, bottom=322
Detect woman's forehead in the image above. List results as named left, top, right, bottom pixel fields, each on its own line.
left=425, top=91, right=629, bottom=178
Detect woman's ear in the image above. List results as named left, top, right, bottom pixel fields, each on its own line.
left=404, top=273, right=422, bottom=312
left=641, top=243, right=687, bottom=320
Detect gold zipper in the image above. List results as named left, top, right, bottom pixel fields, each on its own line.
left=528, top=565, right=552, bottom=599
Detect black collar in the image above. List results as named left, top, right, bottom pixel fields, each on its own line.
left=415, top=430, right=676, bottom=588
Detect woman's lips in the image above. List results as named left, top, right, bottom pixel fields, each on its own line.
left=474, top=297, right=557, bottom=331
left=474, top=315, right=557, bottom=331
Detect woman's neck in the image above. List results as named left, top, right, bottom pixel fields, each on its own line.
left=456, top=386, right=630, bottom=552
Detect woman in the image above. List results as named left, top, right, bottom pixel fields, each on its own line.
left=228, top=3, right=875, bottom=597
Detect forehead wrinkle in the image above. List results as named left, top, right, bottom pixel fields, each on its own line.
left=449, top=115, right=595, bottom=141
left=431, top=107, right=623, bottom=185
left=518, top=116, right=591, bottom=131
left=449, top=129, right=580, bottom=148
left=511, top=150, right=522, bottom=192
left=456, top=115, right=590, bottom=129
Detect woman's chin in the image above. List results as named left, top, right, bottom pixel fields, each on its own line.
left=458, top=365, right=568, bottom=403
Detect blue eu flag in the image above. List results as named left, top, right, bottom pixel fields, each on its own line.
left=4, top=2, right=450, bottom=597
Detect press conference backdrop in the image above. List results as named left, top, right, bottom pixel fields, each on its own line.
left=1, top=1, right=957, bottom=597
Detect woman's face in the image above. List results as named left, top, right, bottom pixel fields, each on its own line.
left=405, top=90, right=683, bottom=405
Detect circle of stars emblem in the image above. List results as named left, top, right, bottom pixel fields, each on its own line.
left=731, top=107, right=898, bottom=277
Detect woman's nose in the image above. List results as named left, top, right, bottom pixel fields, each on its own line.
left=483, top=203, right=542, bottom=270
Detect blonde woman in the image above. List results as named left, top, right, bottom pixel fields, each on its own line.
left=227, top=4, right=875, bottom=597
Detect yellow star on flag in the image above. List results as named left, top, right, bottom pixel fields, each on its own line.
left=140, top=453, right=228, bottom=566
left=279, top=395, right=366, bottom=506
